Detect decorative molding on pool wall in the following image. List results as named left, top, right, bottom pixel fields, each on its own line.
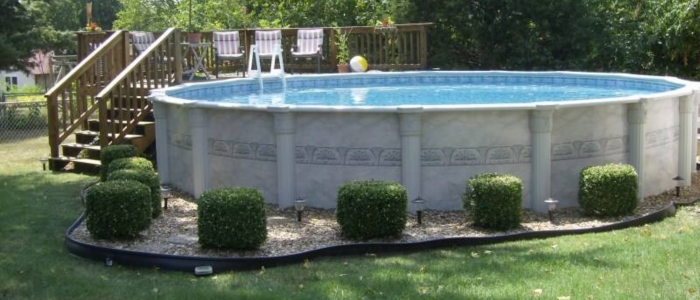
left=167, top=125, right=679, bottom=167
left=67, top=184, right=687, bottom=274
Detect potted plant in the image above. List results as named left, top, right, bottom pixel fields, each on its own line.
left=187, top=0, right=204, bottom=43
left=334, top=27, right=351, bottom=73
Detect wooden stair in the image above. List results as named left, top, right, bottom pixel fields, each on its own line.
left=46, top=28, right=182, bottom=174
left=49, top=102, right=156, bottom=174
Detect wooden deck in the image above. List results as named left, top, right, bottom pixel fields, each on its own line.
left=46, top=24, right=432, bottom=173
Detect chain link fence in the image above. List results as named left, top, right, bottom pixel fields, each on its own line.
left=0, top=93, right=48, bottom=143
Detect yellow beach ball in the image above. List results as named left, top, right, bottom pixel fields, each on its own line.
left=350, top=56, right=368, bottom=72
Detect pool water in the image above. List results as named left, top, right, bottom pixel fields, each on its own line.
left=173, top=75, right=681, bottom=106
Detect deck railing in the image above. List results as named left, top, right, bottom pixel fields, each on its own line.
left=77, top=23, right=431, bottom=73
left=45, top=30, right=129, bottom=158
left=95, top=28, right=182, bottom=147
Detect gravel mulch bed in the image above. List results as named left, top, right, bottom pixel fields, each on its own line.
left=71, top=173, right=700, bottom=257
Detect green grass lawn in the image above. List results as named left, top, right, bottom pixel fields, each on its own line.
left=1, top=136, right=699, bottom=300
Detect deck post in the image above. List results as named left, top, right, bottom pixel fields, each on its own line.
left=691, top=88, right=699, bottom=173
left=153, top=101, right=170, bottom=184
left=679, top=95, right=694, bottom=187
left=189, top=106, right=209, bottom=198
left=270, top=106, right=296, bottom=208
left=530, top=104, right=556, bottom=213
left=398, top=106, right=423, bottom=209
left=174, top=30, right=183, bottom=84
left=628, top=99, right=648, bottom=200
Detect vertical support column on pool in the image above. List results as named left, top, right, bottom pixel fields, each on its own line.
left=690, top=88, right=700, bottom=174
left=679, top=94, right=694, bottom=187
left=530, top=104, right=556, bottom=214
left=628, top=99, right=648, bottom=201
left=398, top=106, right=423, bottom=208
left=152, top=101, right=170, bottom=185
left=270, top=106, right=296, bottom=208
left=189, top=106, right=209, bottom=198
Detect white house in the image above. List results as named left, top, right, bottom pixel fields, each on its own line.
left=0, top=51, right=54, bottom=92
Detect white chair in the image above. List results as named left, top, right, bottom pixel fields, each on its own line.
left=213, top=31, right=245, bottom=78
left=291, top=29, right=324, bottom=74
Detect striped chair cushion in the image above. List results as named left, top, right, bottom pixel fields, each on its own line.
left=293, top=29, right=324, bottom=56
left=254, top=30, right=282, bottom=57
left=130, top=32, right=155, bottom=54
left=213, top=31, right=243, bottom=57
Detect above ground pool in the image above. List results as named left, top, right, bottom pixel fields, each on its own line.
left=150, top=71, right=699, bottom=213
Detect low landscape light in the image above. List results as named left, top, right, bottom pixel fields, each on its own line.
left=160, top=185, right=172, bottom=210
left=194, top=265, right=213, bottom=276
left=544, top=198, right=559, bottom=223
left=672, top=176, right=684, bottom=198
left=39, top=157, right=48, bottom=171
left=294, top=197, right=307, bottom=222
left=412, top=197, right=427, bottom=225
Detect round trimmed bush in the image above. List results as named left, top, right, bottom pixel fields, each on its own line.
left=197, top=187, right=267, bottom=249
left=336, top=180, right=407, bottom=241
left=579, top=163, right=638, bottom=217
left=99, top=145, right=137, bottom=181
left=108, top=169, right=162, bottom=218
left=85, top=180, right=152, bottom=239
left=107, top=157, right=154, bottom=178
left=463, top=173, right=522, bottom=230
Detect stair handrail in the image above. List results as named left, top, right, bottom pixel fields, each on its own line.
left=45, top=30, right=128, bottom=159
left=95, top=27, right=182, bottom=147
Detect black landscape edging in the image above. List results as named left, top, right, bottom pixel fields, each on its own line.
left=67, top=183, right=689, bottom=273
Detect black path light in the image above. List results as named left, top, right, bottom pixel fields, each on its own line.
left=672, top=176, right=684, bottom=198
left=294, top=196, right=307, bottom=222
left=412, top=197, right=426, bottom=225
left=160, top=185, right=172, bottom=210
left=544, top=198, right=559, bottom=223
left=39, top=157, right=48, bottom=171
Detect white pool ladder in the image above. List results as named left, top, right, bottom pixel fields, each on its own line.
left=247, top=44, right=287, bottom=93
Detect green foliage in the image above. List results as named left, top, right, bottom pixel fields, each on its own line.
left=85, top=180, right=152, bottom=239
left=401, top=0, right=700, bottom=79
left=197, top=187, right=267, bottom=250
left=114, top=0, right=178, bottom=31
left=463, top=173, right=522, bottom=230
left=107, top=169, right=162, bottom=218
left=106, top=157, right=154, bottom=179
left=0, top=0, right=36, bottom=70
left=114, top=0, right=408, bottom=31
left=336, top=180, right=407, bottom=241
left=99, top=145, right=137, bottom=181
left=579, top=164, right=638, bottom=217
left=334, top=27, right=351, bottom=64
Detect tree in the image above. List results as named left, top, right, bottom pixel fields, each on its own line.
left=113, top=0, right=178, bottom=31
left=0, top=0, right=37, bottom=70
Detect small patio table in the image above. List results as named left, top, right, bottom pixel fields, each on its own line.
left=182, top=42, right=211, bottom=80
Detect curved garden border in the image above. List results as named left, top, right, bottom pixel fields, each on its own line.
left=66, top=183, right=694, bottom=274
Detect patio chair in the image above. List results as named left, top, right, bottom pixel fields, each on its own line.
left=213, top=31, right=246, bottom=78
left=290, top=29, right=324, bottom=74
left=254, top=30, right=283, bottom=59
left=129, top=31, right=155, bottom=56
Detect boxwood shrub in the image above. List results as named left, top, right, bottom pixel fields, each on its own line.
left=197, top=187, right=267, bottom=249
left=579, top=163, right=638, bottom=217
left=336, top=180, right=407, bottom=241
left=106, top=157, right=154, bottom=179
left=99, top=145, right=137, bottom=181
left=85, top=180, right=152, bottom=239
left=463, top=173, right=522, bottom=230
left=108, top=169, right=162, bottom=218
